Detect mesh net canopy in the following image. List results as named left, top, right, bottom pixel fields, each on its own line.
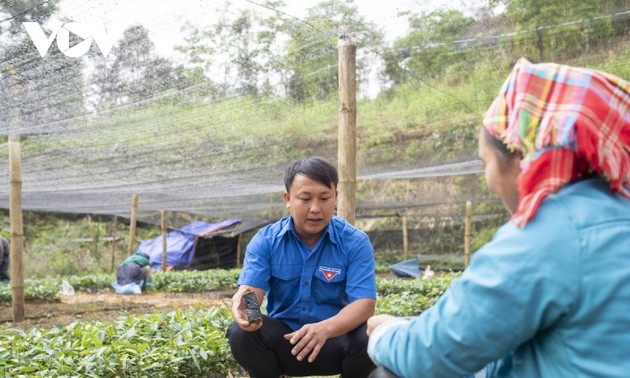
left=1, top=0, right=629, bottom=249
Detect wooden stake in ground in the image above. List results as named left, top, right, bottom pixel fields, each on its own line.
left=161, top=210, right=167, bottom=271
left=9, top=135, right=25, bottom=322
left=464, top=201, right=472, bottom=268
left=402, top=215, right=409, bottom=261
left=127, top=194, right=138, bottom=256
left=337, top=34, right=357, bottom=225
left=236, top=234, right=242, bottom=268
left=111, top=216, right=118, bottom=273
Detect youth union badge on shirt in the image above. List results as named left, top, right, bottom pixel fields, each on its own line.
left=319, top=266, right=341, bottom=281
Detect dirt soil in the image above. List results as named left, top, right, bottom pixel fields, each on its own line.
left=0, top=290, right=235, bottom=329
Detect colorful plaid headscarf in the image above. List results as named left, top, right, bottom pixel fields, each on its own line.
left=483, top=58, right=630, bottom=227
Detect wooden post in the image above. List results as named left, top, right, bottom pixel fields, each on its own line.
left=127, top=194, right=138, bottom=256
left=536, top=28, right=544, bottom=62
left=236, top=234, right=242, bottom=268
left=9, top=135, right=25, bottom=322
left=111, top=216, right=118, bottom=273
left=402, top=215, right=409, bottom=261
left=464, top=201, right=472, bottom=268
left=337, top=34, right=357, bottom=224
left=93, top=219, right=100, bottom=257
left=161, top=210, right=167, bottom=271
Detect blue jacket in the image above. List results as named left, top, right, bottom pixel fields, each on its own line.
left=369, top=178, right=630, bottom=377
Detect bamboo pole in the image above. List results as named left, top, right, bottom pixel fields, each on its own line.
left=93, top=219, right=100, bottom=257
left=337, top=34, right=357, bottom=225
left=161, top=210, right=167, bottom=271
left=111, top=216, right=118, bottom=273
left=127, top=194, right=138, bottom=256
left=536, top=29, right=544, bottom=62
left=402, top=215, right=409, bottom=261
left=9, top=135, right=24, bottom=322
left=464, top=201, right=472, bottom=268
left=236, top=234, right=242, bottom=268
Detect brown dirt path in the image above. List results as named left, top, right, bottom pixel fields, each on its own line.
left=0, top=290, right=234, bottom=329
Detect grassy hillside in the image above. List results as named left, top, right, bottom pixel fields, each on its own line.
left=7, top=37, right=630, bottom=278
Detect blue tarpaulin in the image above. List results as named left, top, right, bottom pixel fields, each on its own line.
left=389, top=258, right=422, bottom=278
left=137, top=219, right=240, bottom=270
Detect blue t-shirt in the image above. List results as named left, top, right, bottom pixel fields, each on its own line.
left=238, top=215, right=377, bottom=331
left=369, top=178, right=630, bottom=377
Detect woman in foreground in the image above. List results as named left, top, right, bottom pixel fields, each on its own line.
left=367, top=58, right=630, bottom=377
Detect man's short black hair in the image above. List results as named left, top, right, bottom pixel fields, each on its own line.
left=284, top=156, right=339, bottom=192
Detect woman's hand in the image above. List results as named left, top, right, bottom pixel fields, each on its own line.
left=367, top=314, right=397, bottom=336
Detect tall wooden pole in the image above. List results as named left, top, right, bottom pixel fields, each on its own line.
left=161, top=210, right=167, bottom=271
left=127, top=194, right=138, bottom=256
left=9, top=135, right=24, bottom=322
left=464, top=201, right=472, bottom=268
left=337, top=35, right=357, bottom=224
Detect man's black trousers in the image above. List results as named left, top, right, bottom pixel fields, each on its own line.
left=226, top=315, right=375, bottom=377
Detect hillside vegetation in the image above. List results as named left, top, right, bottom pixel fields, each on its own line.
left=9, top=36, right=630, bottom=277
left=3, top=0, right=630, bottom=277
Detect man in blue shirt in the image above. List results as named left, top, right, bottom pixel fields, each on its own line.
left=227, top=156, right=377, bottom=377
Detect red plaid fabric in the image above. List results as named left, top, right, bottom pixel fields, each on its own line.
left=483, top=58, right=630, bottom=226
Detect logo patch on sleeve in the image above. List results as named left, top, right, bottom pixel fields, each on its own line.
left=319, top=266, right=341, bottom=281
